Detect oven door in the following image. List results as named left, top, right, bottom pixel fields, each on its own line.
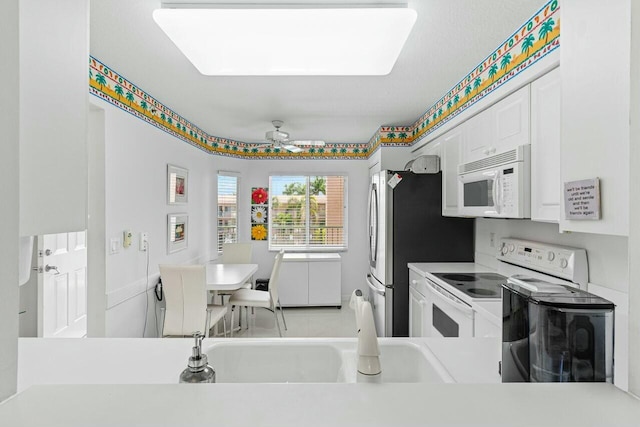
left=424, top=279, right=474, bottom=338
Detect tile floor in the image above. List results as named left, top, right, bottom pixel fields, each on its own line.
left=227, top=304, right=357, bottom=338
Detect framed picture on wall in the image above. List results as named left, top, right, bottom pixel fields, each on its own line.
left=167, top=213, right=188, bottom=254
left=167, top=164, right=188, bottom=204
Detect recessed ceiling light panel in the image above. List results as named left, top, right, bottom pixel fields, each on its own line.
left=152, top=7, right=417, bottom=76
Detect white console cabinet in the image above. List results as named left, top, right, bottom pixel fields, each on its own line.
left=278, top=253, right=342, bottom=307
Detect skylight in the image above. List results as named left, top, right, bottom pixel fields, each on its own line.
left=152, top=7, right=417, bottom=76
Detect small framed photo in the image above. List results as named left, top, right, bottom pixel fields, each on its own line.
left=167, top=164, right=188, bottom=204
left=167, top=213, right=188, bottom=254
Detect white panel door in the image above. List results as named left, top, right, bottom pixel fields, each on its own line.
left=441, top=128, right=464, bottom=217
left=531, top=68, right=562, bottom=223
left=308, top=261, right=341, bottom=306
left=461, top=109, right=493, bottom=163
left=493, top=85, right=530, bottom=154
left=38, top=231, right=87, bottom=338
left=278, top=261, right=309, bottom=306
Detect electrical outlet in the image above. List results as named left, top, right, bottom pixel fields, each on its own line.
left=140, top=232, right=149, bottom=251
left=123, top=230, right=132, bottom=248
left=489, top=232, right=496, bottom=248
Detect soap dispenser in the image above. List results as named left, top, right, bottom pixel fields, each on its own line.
left=179, top=332, right=216, bottom=383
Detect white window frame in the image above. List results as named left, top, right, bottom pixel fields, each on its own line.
left=268, top=174, right=348, bottom=252
left=217, top=171, right=239, bottom=254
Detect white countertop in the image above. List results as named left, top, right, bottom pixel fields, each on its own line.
left=408, top=262, right=496, bottom=276
left=283, top=253, right=341, bottom=262
left=2, top=382, right=639, bottom=426
left=6, top=338, right=640, bottom=426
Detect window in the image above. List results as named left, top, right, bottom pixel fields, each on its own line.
left=217, top=173, right=238, bottom=252
left=269, top=175, right=347, bottom=251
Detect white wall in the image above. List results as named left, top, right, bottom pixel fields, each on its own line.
left=0, top=0, right=19, bottom=402
left=628, top=0, right=640, bottom=399
left=94, top=97, right=217, bottom=337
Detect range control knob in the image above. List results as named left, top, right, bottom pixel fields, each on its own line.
left=508, top=244, right=515, bottom=253
left=547, top=252, right=556, bottom=262
left=500, top=243, right=508, bottom=255
left=560, top=258, right=568, bottom=269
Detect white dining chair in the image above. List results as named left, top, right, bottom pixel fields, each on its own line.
left=229, top=250, right=287, bottom=337
left=219, top=242, right=255, bottom=325
left=159, top=264, right=228, bottom=338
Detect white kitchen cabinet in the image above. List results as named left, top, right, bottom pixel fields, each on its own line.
left=278, top=253, right=341, bottom=307
left=461, top=85, right=530, bottom=164
left=559, top=0, right=629, bottom=236
left=493, top=85, right=530, bottom=154
left=531, top=68, right=561, bottom=223
left=19, top=0, right=89, bottom=236
left=441, top=128, right=463, bottom=217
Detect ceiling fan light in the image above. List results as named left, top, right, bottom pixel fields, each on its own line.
left=152, top=7, right=417, bottom=76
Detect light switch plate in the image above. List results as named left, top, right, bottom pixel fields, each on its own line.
left=140, top=232, right=149, bottom=251
left=110, top=237, right=120, bottom=255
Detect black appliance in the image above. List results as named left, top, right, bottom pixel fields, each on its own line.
left=367, top=169, right=475, bottom=337
left=502, top=276, right=615, bottom=383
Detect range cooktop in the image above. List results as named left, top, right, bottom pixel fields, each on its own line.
left=431, top=272, right=507, bottom=299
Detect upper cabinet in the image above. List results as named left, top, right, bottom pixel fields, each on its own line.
left=531, top=68, right=561, bottom=223
left=559, top=0, right=629, bottom=236
left=461, top=86, right=530, bottom=164
left=19, top=0, right=89, bottom=236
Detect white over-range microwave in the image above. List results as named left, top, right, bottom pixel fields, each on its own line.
left=457, top=145, right=530, bottom=218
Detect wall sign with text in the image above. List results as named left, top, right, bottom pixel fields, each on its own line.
left=564, top=178, right=601, bottom=220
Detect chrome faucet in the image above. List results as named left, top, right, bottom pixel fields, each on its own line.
left=349, top=289, right=382, bottom=383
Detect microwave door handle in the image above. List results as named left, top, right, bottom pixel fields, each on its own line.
left=426, top=280, right=474, bottom=316
left=492, top=173, right=501, bottom=215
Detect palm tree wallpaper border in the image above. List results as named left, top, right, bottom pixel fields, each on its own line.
left=88, top=0, right=559, bottom=160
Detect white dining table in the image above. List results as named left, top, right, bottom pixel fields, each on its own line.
left=205, top=262, right=258, bottom=335
left=205, top=262, right=258, bottom=292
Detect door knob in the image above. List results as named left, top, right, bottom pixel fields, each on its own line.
left=44, top=249, right=52, bottom=256
left=45, top=265, right=60, bottom=274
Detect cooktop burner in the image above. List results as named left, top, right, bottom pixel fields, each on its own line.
left=432, top=272, right=507, bottom=299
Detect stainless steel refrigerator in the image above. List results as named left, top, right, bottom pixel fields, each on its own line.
left=367, top=170, right=475, bottom=337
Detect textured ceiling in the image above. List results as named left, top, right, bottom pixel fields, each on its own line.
left=90, top=0, right=548, bottom=144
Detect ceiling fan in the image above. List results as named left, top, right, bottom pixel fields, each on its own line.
left=255, top=120, right=325, bottom=153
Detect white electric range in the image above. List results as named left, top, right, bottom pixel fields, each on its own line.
left=408, top=238, right=588, bottom=339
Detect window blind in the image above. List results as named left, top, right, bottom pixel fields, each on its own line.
left=217, top=174, right=238, bottom=252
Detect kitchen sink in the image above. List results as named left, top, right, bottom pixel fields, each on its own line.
left=205, top=339, right=454, bottom=384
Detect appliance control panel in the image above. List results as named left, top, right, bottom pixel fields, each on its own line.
left=497, top=238, right=588, bottom=287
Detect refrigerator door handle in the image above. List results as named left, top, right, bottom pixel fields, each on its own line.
left=368, top=183, right=379, bottom=265
left=366, top=275, right=385, bottom=296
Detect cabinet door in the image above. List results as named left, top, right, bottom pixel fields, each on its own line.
left=493, top=85, right=530, bottom=154
left=441, top=129, right=463, bottom=216
left=308, top=261, right=341, bottom=306
left=278, top=262, right=309, bottom=306
left=20, top=0, right=89, bottom=236
left=461, top=109, right=493, bottom=163
left=531, top=68, right=561, bottom=223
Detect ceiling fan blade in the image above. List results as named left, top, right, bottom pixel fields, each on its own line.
left=290, top=140, right=326, bottom=146
left=281, top=144, right=303, bottom=153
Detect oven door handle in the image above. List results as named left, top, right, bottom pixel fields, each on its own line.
left=366, top=275, right=386, bottom=297
left=426, top=280, right=473, bottom=316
